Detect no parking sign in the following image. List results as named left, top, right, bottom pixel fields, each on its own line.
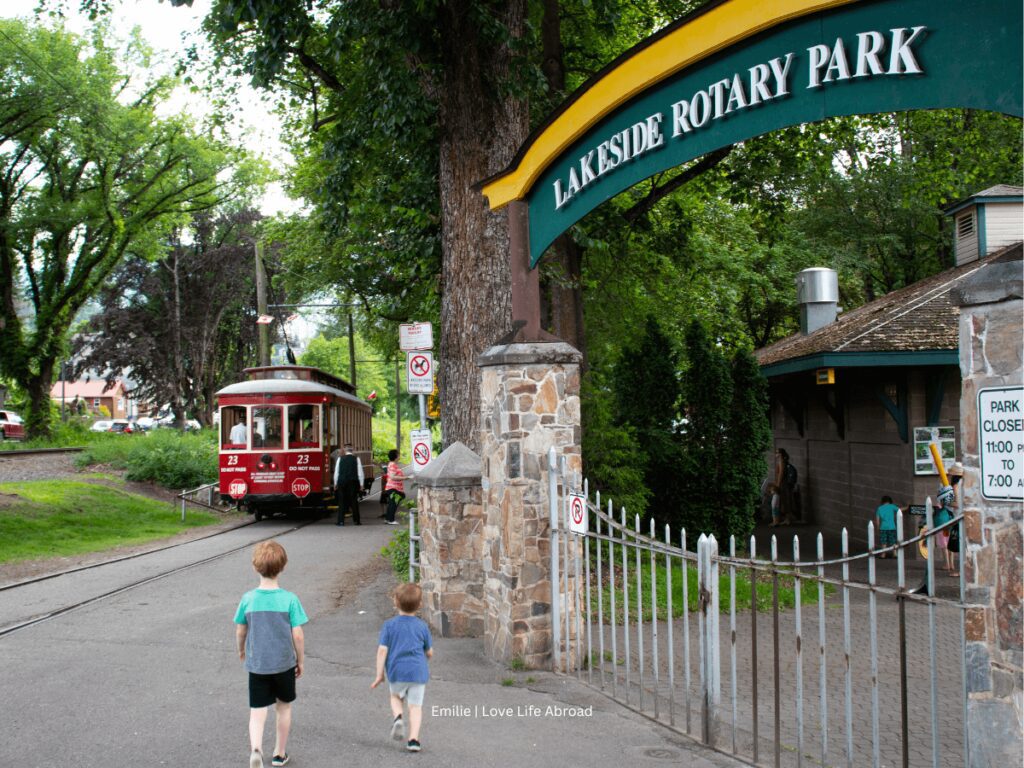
left=567, top=493, right=588, bottom=534
left=410, top=428, right=432, bottom=474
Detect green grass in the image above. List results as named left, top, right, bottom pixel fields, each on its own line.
left=590, top=545, right=829, bottom=621
left=500, top=677, right=516, bottom=687
left=0, top=480, right=221, bottom=564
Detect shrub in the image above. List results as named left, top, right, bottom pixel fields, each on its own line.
left=380, top=524, right=412, bottom=581
left=123, top=430, right=218, bottom=489
left=76, top=430, right=217, bottom=490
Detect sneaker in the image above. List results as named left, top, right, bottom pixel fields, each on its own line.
left=249, top=749, right=263, bottom=768
left=271, top=755, right=289, bottom=767
left=406, top=739, right=421, bottom=752
left=390, top=715, right=405, bottom=741
left=386, top=520, right=399, bottom=526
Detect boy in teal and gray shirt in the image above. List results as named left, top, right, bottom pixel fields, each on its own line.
left=875, top=496, right=900, bottom=557
left=235, top=541, right=308, bottom=768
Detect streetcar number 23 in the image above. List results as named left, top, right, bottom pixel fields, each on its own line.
left=297, top=454, right=310, bottom=465
left=227, top=455, right=238, bottom=465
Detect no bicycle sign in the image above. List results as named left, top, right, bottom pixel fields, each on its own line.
left=410, top=428, right=432, bottom=474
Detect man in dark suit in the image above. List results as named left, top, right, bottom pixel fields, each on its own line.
left=333, top=443, right=364, bottom=526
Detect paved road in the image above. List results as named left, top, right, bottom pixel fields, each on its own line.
left=1, top=504, right=746, bottom=768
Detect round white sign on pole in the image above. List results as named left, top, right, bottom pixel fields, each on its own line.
left=410, top=428, right=432, bottom=473
left=978, top=386, right=1023, bottom=501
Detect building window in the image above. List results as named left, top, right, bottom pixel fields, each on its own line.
left=956, top=211, right=974, bottom=240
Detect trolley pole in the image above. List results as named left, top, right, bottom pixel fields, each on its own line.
left=255, top=241, right=271, bottom=366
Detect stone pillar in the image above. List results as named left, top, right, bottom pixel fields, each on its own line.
left=953, top=252, right=1023, bottom=766
left=478, top=341, right=582, bottom=667
left=416, top=442, right=486, bottom=638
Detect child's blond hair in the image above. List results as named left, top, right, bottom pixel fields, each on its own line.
left=394, top=582, right=422, bottom=613
left=252, top=540, right=288, bottom=578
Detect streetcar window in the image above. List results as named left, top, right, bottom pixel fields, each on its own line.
left=252, top=407, right=282, bottom=449
left=288, top=404, right=319, bottom=448
left=221, top=406, right=248, bottom=449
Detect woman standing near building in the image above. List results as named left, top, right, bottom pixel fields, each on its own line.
left=774, top=448, right=798, bottom=524
left=384, top=449, right=406, bottom=526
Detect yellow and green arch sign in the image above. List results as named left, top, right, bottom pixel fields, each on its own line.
left=481, top=0, right=1023, bottom=267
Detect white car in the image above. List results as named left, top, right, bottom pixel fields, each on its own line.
left=89, top=420, right=113, bottom=432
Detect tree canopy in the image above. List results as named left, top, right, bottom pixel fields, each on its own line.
left=0, top=18, right=256, bottom=436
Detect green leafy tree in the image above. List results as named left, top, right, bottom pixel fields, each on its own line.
left=611, top=316, right=682, bottom=525
left=721, top=349, right=770, bottom=543
left=0, top=19, right=248, bottom=438
left=677, top=320, right=731, bottom=537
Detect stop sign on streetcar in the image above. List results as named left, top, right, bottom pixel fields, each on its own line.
left=291, top=477, right=312, bottom=498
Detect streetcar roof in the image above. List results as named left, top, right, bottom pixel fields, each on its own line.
left=215, top=378, right=368, bottom=407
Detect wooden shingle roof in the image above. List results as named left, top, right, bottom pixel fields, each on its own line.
left=756, top=242, right=1022, bottom=373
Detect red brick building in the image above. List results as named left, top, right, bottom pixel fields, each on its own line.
left=50, top=379, right=131, bottom=419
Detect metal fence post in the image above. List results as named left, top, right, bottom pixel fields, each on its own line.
left=548, top=447, right=561, bottom=672
left=698, top=534, right=720, bottom=746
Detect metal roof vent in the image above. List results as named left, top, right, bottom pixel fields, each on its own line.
left=796, top=267, right=839, bottom=335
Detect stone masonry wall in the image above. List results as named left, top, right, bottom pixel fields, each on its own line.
left=478, top=341, right=583, bottom=668
left=416, top=442, right=486, bottom=638
left=954, top=262, right=1023, bottom=767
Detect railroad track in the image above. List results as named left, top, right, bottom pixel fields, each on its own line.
left=0, top=517, right=317, bottom=638
left=0, top=446, right=85, bottom=459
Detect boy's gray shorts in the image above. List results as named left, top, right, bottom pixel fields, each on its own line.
left=389, top=681, right=426, bottom=706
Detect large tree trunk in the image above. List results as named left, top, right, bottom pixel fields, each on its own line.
left=436, top=0, right=527, bottom=451
left=539, top=0, right=587, bottom=364
left=25, top=362, right=55, bottom=440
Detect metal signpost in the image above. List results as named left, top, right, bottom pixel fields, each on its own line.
left=401, top=322, right=434, bottom=472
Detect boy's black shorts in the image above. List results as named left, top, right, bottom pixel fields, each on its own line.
left=249, top=667, right=297, bottom=708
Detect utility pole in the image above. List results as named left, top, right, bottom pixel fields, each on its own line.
left=393, top=362, right=401, bottom=454
left=348, top=311, right=357, bottom=388
left=255, top=241, right=271, bottom=366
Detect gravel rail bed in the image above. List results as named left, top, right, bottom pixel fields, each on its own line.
left=0, top=451, right=81, bottom=482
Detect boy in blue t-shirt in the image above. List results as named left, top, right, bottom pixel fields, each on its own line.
left=235, top=541, right=308, bottom=768
left=875, top=496, right=901, bottom=557
left=371, top=582, right=433, bottom=752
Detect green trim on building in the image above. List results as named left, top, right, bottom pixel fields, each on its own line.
left=760, top=350, right=960, bottom=378
left=945, top=195, right=1024, bottom=216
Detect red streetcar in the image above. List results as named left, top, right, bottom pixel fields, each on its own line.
left=216, top=365, right=374, bottom=519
